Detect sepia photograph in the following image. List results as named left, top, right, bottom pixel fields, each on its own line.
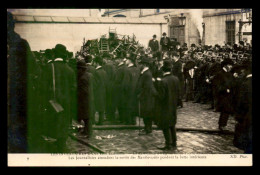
left=7, top=8, right=252, bottom=166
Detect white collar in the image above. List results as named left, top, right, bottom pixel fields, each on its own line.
left=223, top=67, right=228, bottom=72
left=163, top=72, right=171, bottom=76
left=141, top=67, right=149, bottom=74
left=128, top=63, right=134, bottom=68
left=118, top=62, right=124, bottom=67
left=96, top=65, right=102, bottom=70
left=246, top=74, right=252, bottom=78
left=54, top=58, right=63, bottom=62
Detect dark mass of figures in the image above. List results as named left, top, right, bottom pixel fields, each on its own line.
left=8, top=11, right=252, bottom=154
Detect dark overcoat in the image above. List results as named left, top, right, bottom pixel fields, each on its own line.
left=93, top=67, right=107, bottom=112
left=148, top=39, right=159, bottom=52
left=103, top=62, right=116, bottom=112
left=233, top=75, right=252, bottom=152
left=136, top=69, right=157, bottom=118
left=114, top=64, right=129, bottom=109
left=8, top=32, right=38, bottom=153
left=86, top=64, right=96, bottom=74
left=125, top=65, right=140, bottom=115
left=172, top=60, right=183, bottom=82
left=214, top=69, right=235, bottom=113
left=77, top=70, right=94, bottom=121
left=39, top=60, right=76, bottom=140
left=160, top=37, right=171, bottom=51
left=154, top=74, right=180, bottom=129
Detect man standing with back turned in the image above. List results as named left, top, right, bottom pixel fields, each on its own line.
left=155, top=59, right=180, bottom=150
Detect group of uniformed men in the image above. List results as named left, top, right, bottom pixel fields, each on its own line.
left=8, top=9, right=252, bottom=153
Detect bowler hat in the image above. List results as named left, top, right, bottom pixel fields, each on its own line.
left=239, top=41, right=245, bottom=46
left=163, top=32, right=167, bottom=36
left=162, top=59, right=172, bottom=71
left=54, top=44, right=67, bottom=58
left=94, top=56, right=103, bottom=65
left=77, top=59, right=87, bottom=69
left=221, top=58, right=234, bottom=67
left=231, top=64, right=244, bottom=74
left=84, top=55, right=92, bottom=63
left=139, top=57, right=150, bottom=64
left=172, top=51, right=179, bottom=57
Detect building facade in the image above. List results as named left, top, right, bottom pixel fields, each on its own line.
left=8, top=9, right=252, bottom=53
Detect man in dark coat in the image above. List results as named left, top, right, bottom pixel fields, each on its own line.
left=172, top=52, right=184, bottom=107
left=233, top=61, right=252, bottom=153
left=7, top=11, right=39, bottom=153
left=124, top=56, right=140, bottom=125
left=39, top=44, right=76, bottom=153
left=77, top=60, right=94, bottom=137
left=183, top=59, right=196, bottom=101
left=154, top=59, right=180, bottom=150
left=114, top=58, right=129, bottom=123
left=84, top=55, right=96, bottom=74
left=214, top=58, right=235, bottom=130
left=103, top=58, right=117, bottom=122
left=160, top=32, right=171, bottom=52
left=148, top=35, right=159, bottom=53
left=136, top=57, right=157, bottom=134
left=207, top=58, right=222, bottom=110
left=93, top=56, right=107, bottom=125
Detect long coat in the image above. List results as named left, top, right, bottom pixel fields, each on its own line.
left=125, top=65, right=140, bottom=115
left=136, top=69, right=157, bottom=118
left=77, top=70, right=94, bottom=121
left=8, top=31, right=38, bottom=153
left=93, top=67, right=107, bottom=112
left=154, top=73, right=180, bottom=129
left=148, top=39, right=159, bottom=52
left=160, top=37, right=171, bottom=51
left=172, top=60, right=183, bottom=82
left=214, top=69, right=235, bottom=113
left=114, top=64, right=129, bottom=109
left=172, top=60, right=184, bottom=96
left=233, top=75, right=252, bottom=152
left=103, top=62, right=116, bottom=113
left=39, top=60, right=76, bottom=140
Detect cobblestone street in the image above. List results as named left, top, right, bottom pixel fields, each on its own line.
left=67, top=102, right=243, bottom=154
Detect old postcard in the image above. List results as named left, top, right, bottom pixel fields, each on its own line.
left=7, top=9, right=252, bottom=166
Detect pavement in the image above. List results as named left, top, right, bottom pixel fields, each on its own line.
left=67, top=101, right=244, bottom=154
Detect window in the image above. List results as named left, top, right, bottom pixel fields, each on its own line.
left=156, top=9, right=160, bottom=13
left=226, top=21, right=235, bottom=46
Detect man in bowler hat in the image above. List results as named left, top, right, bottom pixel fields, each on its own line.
left=214, top=58, right=235, bottom=131
left=154, top=59, right=180, bottom=150
left=149, top=35, right=159, bottom=53
left=136, top=57, right=157, bottom=134
left=160, top=32, right=171, bottom=52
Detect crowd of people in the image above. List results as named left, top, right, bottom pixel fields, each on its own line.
left=8, top=11, right=252, bottom=153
